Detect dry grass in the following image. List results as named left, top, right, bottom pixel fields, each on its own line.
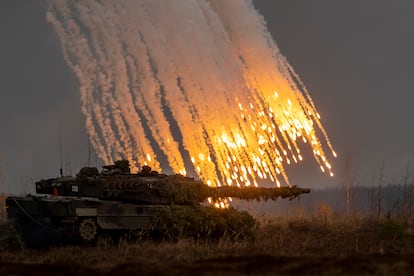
left=1, top=214, right=414, bottom=274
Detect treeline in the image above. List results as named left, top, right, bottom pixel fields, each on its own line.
left=303, top=184, right=414, bottom=218
left=232, top=184, right=414, bottom=221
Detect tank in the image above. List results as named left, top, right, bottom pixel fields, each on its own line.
left=6, top=160, right=310, bottom=247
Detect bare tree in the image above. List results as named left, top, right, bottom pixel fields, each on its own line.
left=369, top=159, right=386, bottom=220
left=400, top=160, right=413, bottom=220
left=0, top=157, right=6, bottom=222
left=341, top=155, right=357, bottom=216
left=0, top=156, right=4, bottom=191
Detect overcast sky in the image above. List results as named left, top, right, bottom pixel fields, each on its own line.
left=1, top=1, right=414, bottom=194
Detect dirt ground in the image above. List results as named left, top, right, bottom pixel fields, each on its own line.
left=1, top=254, right=414, bottom=275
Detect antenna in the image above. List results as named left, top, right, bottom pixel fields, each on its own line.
left=58, top=120, right=63, bottom=177
left=87, top=137, right=91, bottom=167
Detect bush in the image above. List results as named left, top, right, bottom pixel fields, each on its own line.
left=378, top=219, right=407, bottom=240
left=151, top=205, right=255, bottom=241
left=0, top=223, right=23, bottom=251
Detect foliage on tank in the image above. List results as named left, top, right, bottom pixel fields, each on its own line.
left=77, top=167, right=99, bottom=177
left=151, top=205, right=256, bottom=241
left=34, top=159, right=310, bottom=205
left=164, top=182, right=310, bottom=205
left=209, top=186, right=311, bottom=201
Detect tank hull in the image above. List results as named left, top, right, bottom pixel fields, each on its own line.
left=6, top=195, right=165, bottom=246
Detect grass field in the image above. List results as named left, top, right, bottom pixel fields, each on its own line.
left=1, top=213, right=414, bottom=275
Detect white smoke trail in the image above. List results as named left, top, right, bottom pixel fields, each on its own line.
left=47, top=0, right=336, bottom=187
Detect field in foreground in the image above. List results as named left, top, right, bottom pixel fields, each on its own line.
left=1, top=255, right=414, bottom=275
left=1, top=215, right=414, bottom=275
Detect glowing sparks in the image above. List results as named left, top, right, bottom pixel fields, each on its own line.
left=47, top=0, right=336, bottom=190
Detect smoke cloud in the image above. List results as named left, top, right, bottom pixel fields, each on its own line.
left=46, top=0, right=336, bottom=187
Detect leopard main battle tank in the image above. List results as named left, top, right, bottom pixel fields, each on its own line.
left=6, top=160, right=310, bottom=247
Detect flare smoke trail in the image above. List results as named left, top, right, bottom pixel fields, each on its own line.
left=46, top=0, right=336, bottom=188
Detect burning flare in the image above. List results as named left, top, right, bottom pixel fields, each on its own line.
left=46, top=0, right=336, bottom=188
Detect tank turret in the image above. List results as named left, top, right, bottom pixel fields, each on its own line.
left=35, top=160, right=310, bottom=204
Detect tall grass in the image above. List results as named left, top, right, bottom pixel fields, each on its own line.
left=1, top=212, right=414, bottom=273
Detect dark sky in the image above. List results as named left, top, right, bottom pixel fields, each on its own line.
left=253, top=0, right=414, bottom=188
left=1, top=1, right=414, bottom=194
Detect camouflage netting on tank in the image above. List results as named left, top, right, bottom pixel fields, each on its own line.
left=37, top=161, right=310, bottom=206
left=98, top=176, right=310, bottom=205
left=208, top=186, right=311, bottom=201
left=166, top=182, right=310, bottom=205
left=166, top=179, right=210, bottom=204
left=77, top=167, right=99, bottom=177
left=150, top=205, right=256, bottom=241
left=102, top=161, right=310, bottom=204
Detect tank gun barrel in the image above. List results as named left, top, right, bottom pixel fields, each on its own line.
left=208, top=186, right=310, bottom=201
left=165, top=181, right=310, bottom=204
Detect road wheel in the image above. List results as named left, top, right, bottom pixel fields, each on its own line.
left=78, top=218, right=98, bottom=242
